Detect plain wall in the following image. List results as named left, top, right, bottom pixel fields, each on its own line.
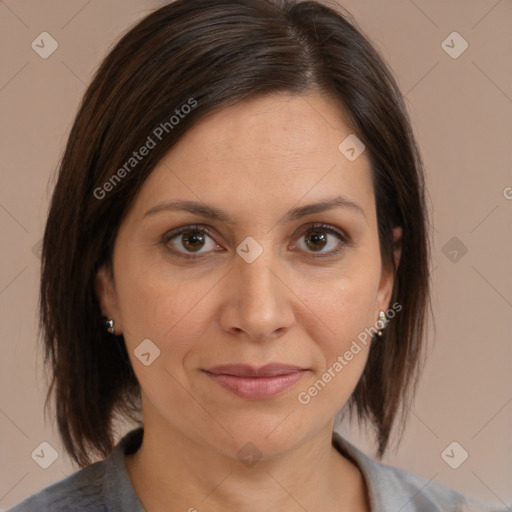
left=0, top=0, right=510, bottom=509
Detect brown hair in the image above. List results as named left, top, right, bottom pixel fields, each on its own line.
left=40, top=0, right=431, bottom=467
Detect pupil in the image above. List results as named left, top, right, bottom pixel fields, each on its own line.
left=183, top=231, right=204, bottom=252
left=306, top=231, right=327, bottom=251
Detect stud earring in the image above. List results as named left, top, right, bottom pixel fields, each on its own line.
left=376, top=311, right=388, bottom=336
left=104, top=317, right=115, bottom=335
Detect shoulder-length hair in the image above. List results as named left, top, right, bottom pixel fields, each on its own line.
left=40, top=0, right=431, bottom=467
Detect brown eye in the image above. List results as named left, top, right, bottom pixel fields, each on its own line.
left=295, top=224, right=349, bottom=257
left=163, top=225, right=219, bottom=257
left=180, top=230, right=206, bottom=252
left=304, top=230, right=328, bottom=251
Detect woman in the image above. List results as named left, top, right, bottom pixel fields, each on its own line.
left=8, top=0, right=509, bottom=510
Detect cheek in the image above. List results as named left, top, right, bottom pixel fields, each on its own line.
left=114, top=250, right=222, bottom=372
left=293, top=250, right=381, bottom=401
left=115, top=265, right=173, bottom=338
left=293, top=276, right=377, bottom=413
left=117, top=270, right=200, bottom=340
left=113, top=260, right=211, bottom=409
left=301, top=262, right=381, bottom=352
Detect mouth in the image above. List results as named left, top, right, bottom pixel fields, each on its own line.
left=201, top=363, right=308, bottom=399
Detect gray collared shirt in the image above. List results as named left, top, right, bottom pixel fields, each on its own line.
left=7, top=427, right=510, bottom=511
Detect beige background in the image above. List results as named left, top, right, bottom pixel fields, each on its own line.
left=0, top=0, right=511, bottom=509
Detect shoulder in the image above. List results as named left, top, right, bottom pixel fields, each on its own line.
left=6, top=460, right=108, bottom=511
left=374, top=461, right=503, bottom=512
left=7, top=427, right=145, bottom=512
left=332, top=432, right=510, bottom=512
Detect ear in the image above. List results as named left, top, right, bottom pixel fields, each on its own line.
left=95, top=263, right=123, bottom=333
left=376, top=226, right=403, bottom=313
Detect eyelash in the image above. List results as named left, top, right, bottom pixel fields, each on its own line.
left=161, top=223, right=351, bottom=260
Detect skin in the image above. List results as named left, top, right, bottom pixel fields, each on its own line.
left=96, top=91, right=402, bottom=512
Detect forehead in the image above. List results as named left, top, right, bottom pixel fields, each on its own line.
left=130, top=92, right=376, bottom=225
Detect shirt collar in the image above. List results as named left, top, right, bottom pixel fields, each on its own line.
left=103, top=426, right=436, bottom=512
left=102, top=426, right=145, bottom=511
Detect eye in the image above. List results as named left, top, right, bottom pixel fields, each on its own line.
left=162, top=223, right=351, bottom=259
left=293, top=223, right=350, bottom=258
left=162, top=224, right=219, bottom=258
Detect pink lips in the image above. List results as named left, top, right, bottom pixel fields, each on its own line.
left=202, top=363, right=307, bottom=399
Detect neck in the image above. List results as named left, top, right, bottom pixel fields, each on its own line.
left=125, top=420, right=370, bottom=512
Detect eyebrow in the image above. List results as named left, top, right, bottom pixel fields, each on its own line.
left=142, top=195, right=366, bottom=224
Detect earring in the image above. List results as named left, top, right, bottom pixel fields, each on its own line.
left=104, top=318, right=115, bottom=335
left=376, top=311, right=388, bottom=336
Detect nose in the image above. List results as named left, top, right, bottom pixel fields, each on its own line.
left=218, top=244, right=296, bottom=342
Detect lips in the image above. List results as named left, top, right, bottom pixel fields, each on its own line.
left=203, top=363, right=305, bottom=377
left=202, top=363, right=307, bottom=399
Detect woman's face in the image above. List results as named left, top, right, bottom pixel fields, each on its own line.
left=96, top=92, right=401, bottom=458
